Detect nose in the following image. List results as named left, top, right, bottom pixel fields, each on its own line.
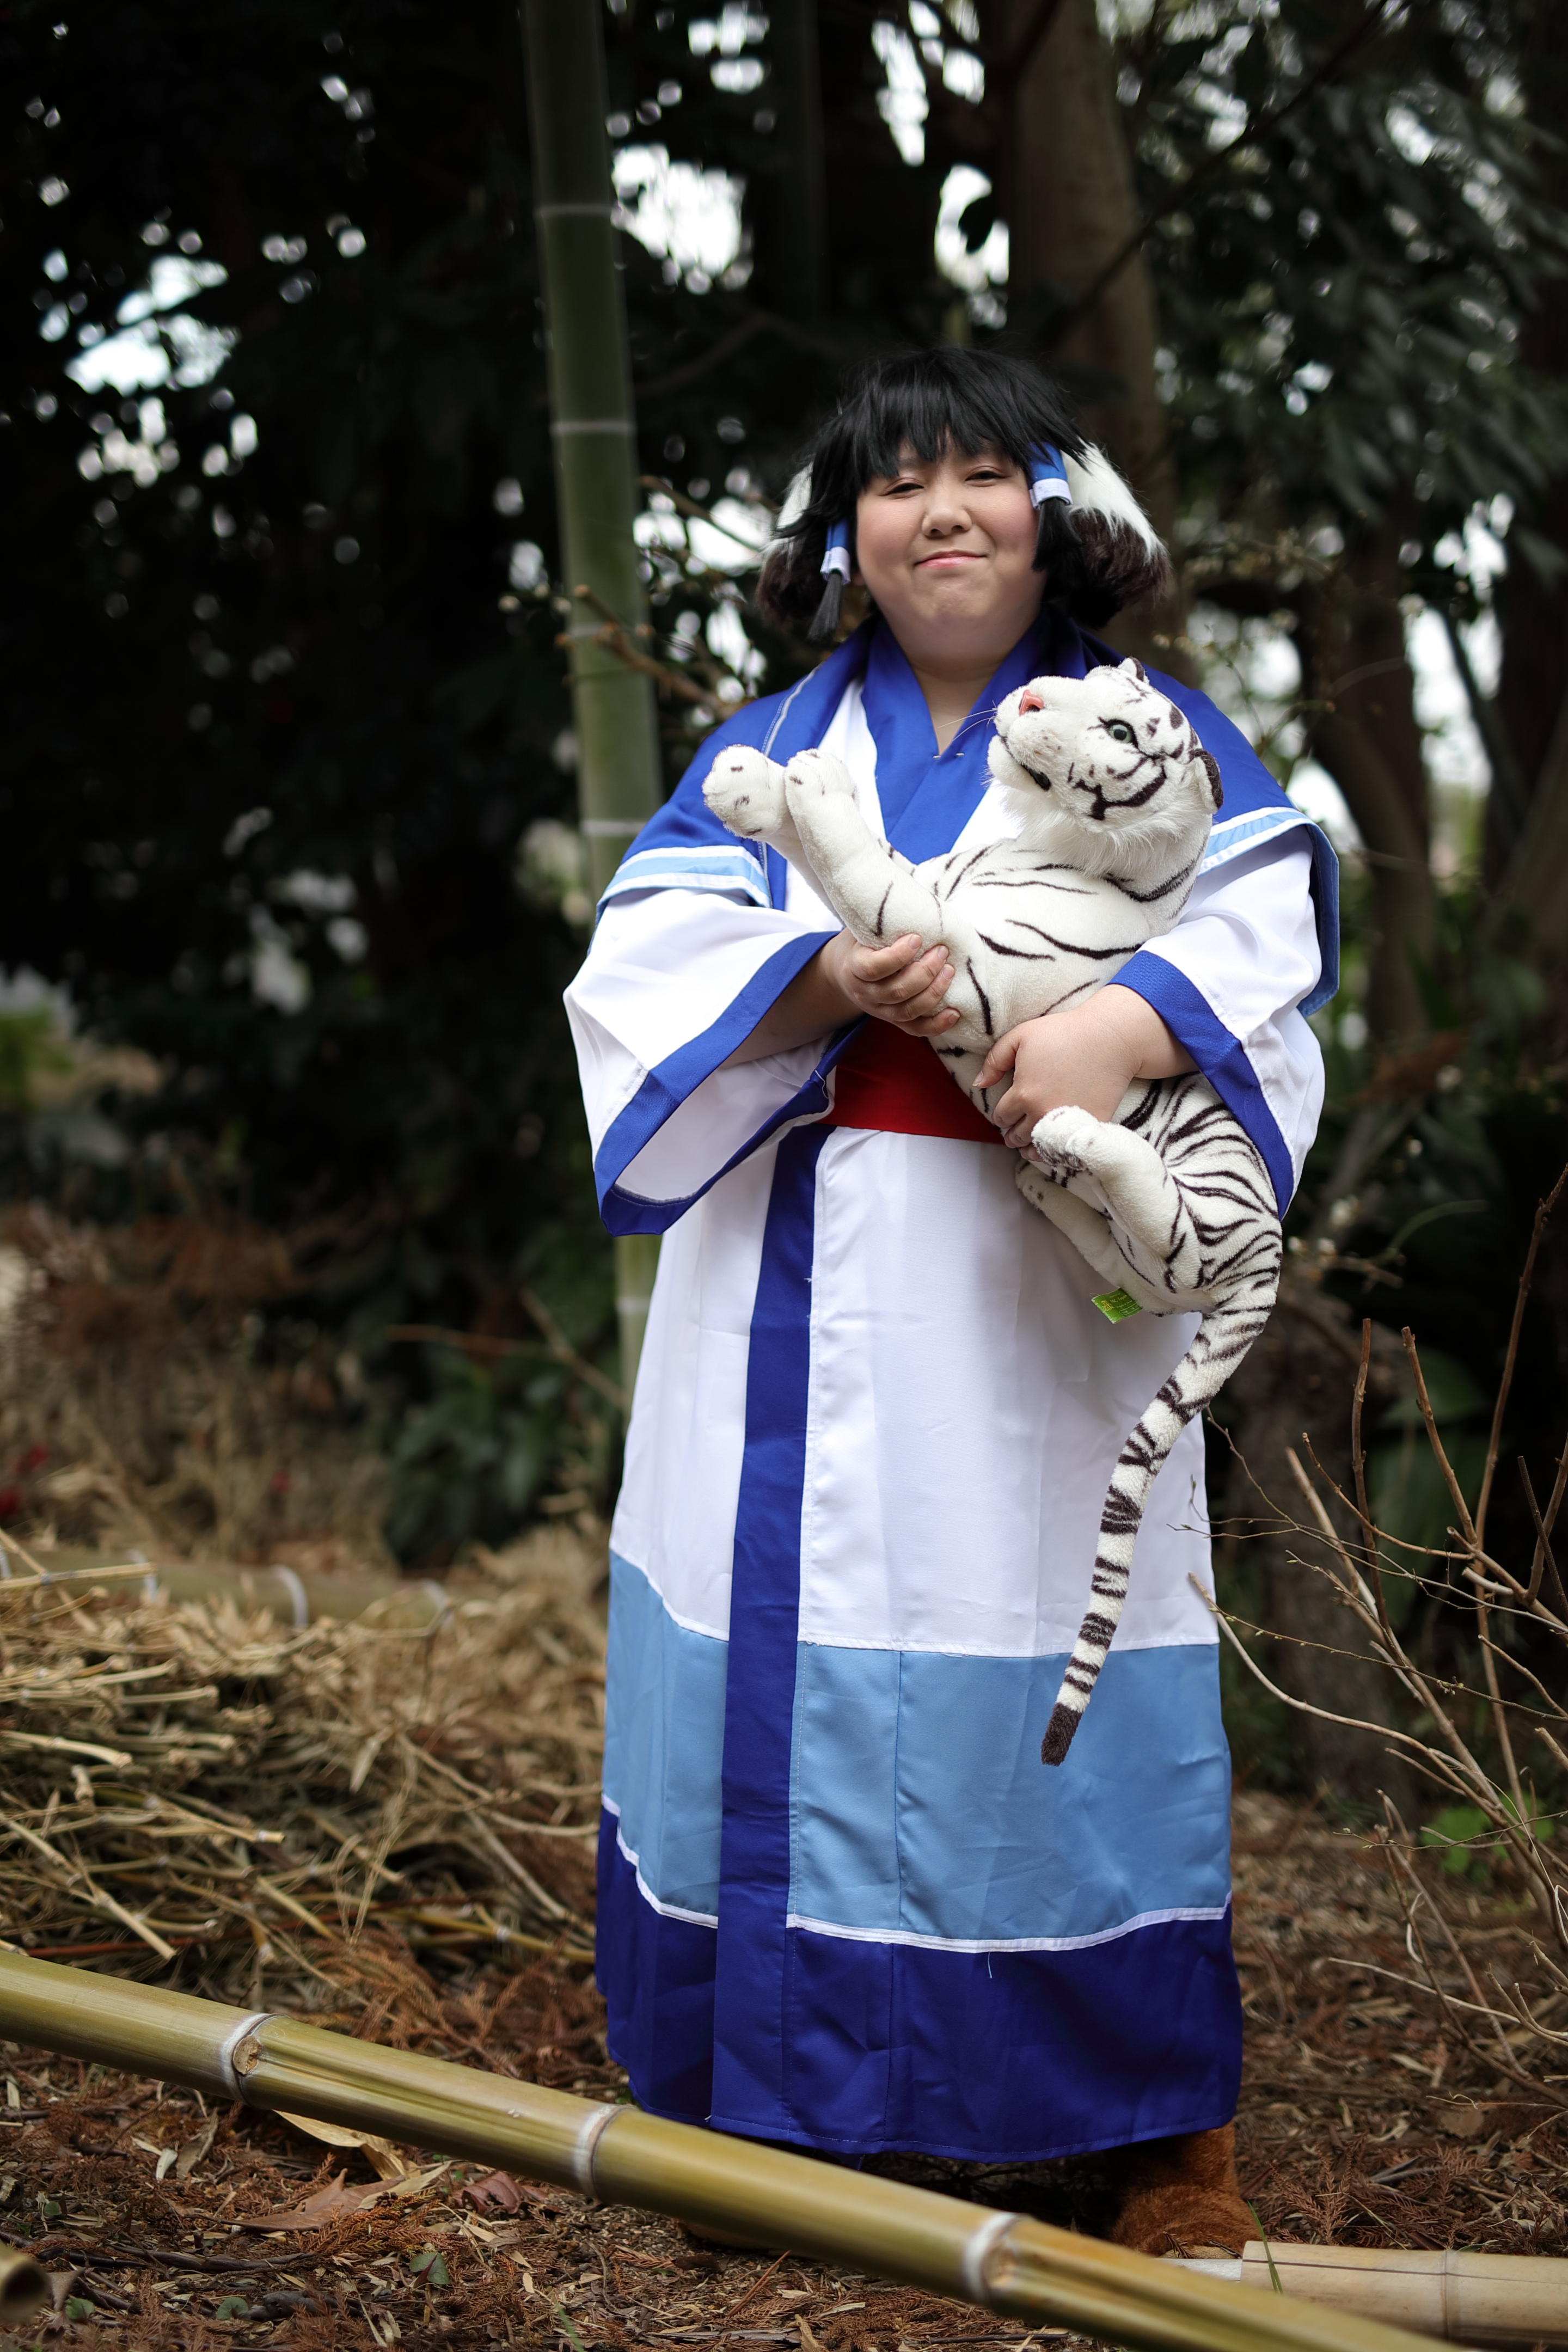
left=1016, top=688, right=1044, bottom=715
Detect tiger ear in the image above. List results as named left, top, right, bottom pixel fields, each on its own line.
left=1117, top=657, right=1148, bottom=683
left=1195, top=748, right=1223, bottom=812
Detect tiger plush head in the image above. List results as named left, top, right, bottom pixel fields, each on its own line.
left=988, top=659, right=1223, bottom=883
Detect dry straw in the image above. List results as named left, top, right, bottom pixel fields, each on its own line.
left=0, top=1524, right=605, bottom=1999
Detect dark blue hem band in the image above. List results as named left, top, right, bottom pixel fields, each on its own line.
left=597, top=1815, right=1241, bottom=2161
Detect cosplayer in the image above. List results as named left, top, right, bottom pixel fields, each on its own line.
left=566, top=348, right=1336, bottom=2255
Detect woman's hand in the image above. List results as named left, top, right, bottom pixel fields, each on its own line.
left=723, top=932, right=957, bottom=1067
left=976, top=985, right=1195, bottom=1152
left=822, top=931, right=959, bottom=1036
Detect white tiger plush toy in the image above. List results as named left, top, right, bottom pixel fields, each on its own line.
left=703, top=659, right=1282, bottom=1766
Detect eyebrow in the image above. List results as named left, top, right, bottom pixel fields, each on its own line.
left=879, top=444, right=1010, bottom=479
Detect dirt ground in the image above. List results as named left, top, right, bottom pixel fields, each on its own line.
left=0, top=1787, right=1561, bottom=2352
left=0, top=1224, right=1560, bottom=2351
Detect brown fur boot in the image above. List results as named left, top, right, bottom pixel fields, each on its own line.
left=1104, top=2123, right=1252, bottom=2258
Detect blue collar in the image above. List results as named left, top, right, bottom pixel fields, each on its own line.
left=861, top=612, right=1087, bottom=861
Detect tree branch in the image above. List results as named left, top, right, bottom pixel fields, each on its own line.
left=1042, top=0, right=1401, bottom=350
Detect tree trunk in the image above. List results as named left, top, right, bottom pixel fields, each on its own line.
left=1304, top=522, right=1437, bottom=1046
left=519, top=0, right=664, bottom=1390
left=1218, top=1275, right=1417, bottom=1815
left=754, top=0, right=826, bottom=323
left=984, top=0, right=1182, bottom=664
left=1490, top=0, right=1568, bottom=949
left=1493, top=0, right=1568, bottom=884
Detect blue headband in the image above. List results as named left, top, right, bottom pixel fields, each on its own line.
left=819, top=519, right=851, bottom=583
left=1029, top=444, right=1071, bottom=509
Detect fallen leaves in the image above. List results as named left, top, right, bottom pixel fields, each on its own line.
left=238, top=2163, right=450, bottom=2230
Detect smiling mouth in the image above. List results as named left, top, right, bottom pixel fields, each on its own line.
left=916, top=549, right=983, bottom=567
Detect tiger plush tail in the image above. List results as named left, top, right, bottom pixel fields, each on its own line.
left=1040, top=1282, right=1275, bottom=1768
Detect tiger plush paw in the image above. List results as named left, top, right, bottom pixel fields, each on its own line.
left=1028, top=1104, right=1108, bottom=1186
left=783, top=747, right=857, bottom=804
left=703, top=745, right=791, bottom=840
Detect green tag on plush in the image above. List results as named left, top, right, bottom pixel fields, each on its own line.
left=1093, top=1287, right=1143, bottom=1323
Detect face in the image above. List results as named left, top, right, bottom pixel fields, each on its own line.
left=853, top=440, right=1044, bottom=669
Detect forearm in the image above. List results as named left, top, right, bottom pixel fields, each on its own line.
left=1099, top=984, right=1196, bottom=1080
left=721, top=930, right=960, bottom=1067
left=977, top=983, right=1195, bottom=1148
left=720, top=942, right=856, bottom=1067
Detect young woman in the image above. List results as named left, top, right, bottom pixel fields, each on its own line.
left=566, top=349, right=1336, bottom=2252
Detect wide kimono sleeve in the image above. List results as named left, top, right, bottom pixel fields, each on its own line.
left=564, top=652, right=875, bottom=1237
left=566, top=886, right=843, bottom=1235
left=1110, top=683, right=1339, bottom=1216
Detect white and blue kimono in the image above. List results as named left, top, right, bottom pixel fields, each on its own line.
left=567, top=612, right=1336, bottom=2162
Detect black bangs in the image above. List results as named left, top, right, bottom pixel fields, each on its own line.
left=755, top=347, right=1153, bottom=640
left=808, top=348, right=1088, bottom=520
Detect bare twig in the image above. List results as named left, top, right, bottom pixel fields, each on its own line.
left=1190, top=1572, right=1470, bottom=1774
left=1521, top=1454, right=1568, bottom=1614
left=1401, top=1327, right=1478, bottom=1545
left=1475, top=1159, right=1568, bottom=1546
left=520, top=1288, right=629, bottom=1415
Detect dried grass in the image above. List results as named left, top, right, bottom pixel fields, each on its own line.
left=0, top=1202, right=395, bottom=1564
left=0, top=1527, right=604, bottom=2002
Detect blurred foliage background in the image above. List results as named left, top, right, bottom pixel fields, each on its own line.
left=4, top=0, right=1568, bottom=1805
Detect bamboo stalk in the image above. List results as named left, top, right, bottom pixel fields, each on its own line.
left=0, top=2251, right=47, bottom=2323
left=1236, top=2242, right=1568, bottom=2345
left=519, top=0, right=665, bottom=1395
left=0, top=1949, right=1440, bottom=2352
left=0, top=1547, right=446, bottom=1631
left=150, top=1561, right=447, bottom=1632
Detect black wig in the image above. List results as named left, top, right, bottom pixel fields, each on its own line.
left=755, top=347, right=1171, bottom=642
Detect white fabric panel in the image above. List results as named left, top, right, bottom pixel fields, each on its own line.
left=1134, top=838, right=1325, bottom=1189
left=609, top=1141, right=776, bottom=1639
left=610, top=1123, right=1217, bottom=1658
left=585, top=672, right=1319, bottom=1665
left=797, top=1126, right=1215, bottom=1657
left=781, top=677, right=884, bottom=924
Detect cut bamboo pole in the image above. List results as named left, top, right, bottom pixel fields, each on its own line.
left=0, top=1948, right=1439, bottom=2352
left=148, top=1559, right=446, bottom=1632
left=1235, top=2241, right=1568, bottom=2345
left=0, top=1548, right=446, bottom=1631
left=519, top=0, right=665, bottom=1394
left=0, top=2251, right=47, bottom=2323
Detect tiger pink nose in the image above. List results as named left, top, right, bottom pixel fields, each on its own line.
left=1016, top=688, right=1044, bottom=714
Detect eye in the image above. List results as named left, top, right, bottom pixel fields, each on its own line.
left=1105, top=720, right=1136, bottom=744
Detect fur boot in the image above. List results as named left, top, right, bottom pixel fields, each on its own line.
left=1105, top=2123, right=1253, bottom=2257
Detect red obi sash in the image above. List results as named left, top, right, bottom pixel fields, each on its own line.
left=822, top=1020, right=1004, bottom=1147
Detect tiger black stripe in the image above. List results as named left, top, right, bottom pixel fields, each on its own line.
left=1033, top=1076, right=1283, bottom=1767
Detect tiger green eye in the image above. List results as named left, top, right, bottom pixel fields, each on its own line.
left=1106, top=720, right=1136, bottom=744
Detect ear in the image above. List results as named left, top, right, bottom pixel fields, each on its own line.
left=1196, top=748, right=1223, bottom=812
left=1117, top=656, right=1148, bottom=683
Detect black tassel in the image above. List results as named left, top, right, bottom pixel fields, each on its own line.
left=1032, top=496, right=1077, bottom=578
left=807, top=569, right=846, bottom=645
